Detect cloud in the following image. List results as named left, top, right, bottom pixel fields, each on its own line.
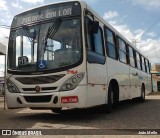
left=147, top=32, right=157, bottom=38
left=20, top=0, right=44, bottom=4
left=137, top=39, right=160, bottom=63
left=103, top=11, right=119, bottom=20
left=128, top=0, right=160, bottom=10
left=11, top=0, right=23, bottom=9
left=0, top=28, right=9, bottom=46
left=108, top=20, right=144, bottom=42
left=104, top=11, right=159, bottom=64
left=0, top=0, right=8, bottom=11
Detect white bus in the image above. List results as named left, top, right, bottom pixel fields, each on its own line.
left=6, top=0, right=151, bottom=113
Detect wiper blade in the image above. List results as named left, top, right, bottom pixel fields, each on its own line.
left=47, top=17, right=62, bottom=38
left=44, top=17, right=62, bottom=51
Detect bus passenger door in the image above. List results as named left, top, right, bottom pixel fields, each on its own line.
left=85, top=17, right=107, bottom=107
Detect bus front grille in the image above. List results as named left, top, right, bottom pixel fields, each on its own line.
left=24, top=95, right=52, bottom=103
left=22, top=87, right=57, bottom=92
left=16, top=74, right=65, bottom=84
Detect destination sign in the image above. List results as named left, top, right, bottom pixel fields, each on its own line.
left=12, top=2, right=81, bottom=27
left=21, top=6, right=72, bottom=24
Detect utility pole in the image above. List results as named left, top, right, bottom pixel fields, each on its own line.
left=131, top=39, right=141, bottom=48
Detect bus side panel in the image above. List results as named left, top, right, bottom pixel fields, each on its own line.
left=146, top=74, right=151, bottom=95
left=141, top=71, right=149, bottom=96
left=130, top=67, right=141, bottom=98
left=107, top=58, right=130, bottom=101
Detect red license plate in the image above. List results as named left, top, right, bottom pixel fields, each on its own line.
left=61, top=96, right=78, bottom=103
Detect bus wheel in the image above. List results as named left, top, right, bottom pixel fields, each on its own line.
left=101, top=84, right=114, bottom=113
left=51, top=108, right=62, bottom=113
left=135, top=85, right=145, bottom=102
left=107, top=84, right=114, bottom=112
left=140, top=85, right=145, bottom=102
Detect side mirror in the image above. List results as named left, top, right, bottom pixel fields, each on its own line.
left=92, top=21, right=99, bottom=34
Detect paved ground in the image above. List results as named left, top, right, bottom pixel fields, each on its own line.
left=0, top=95, right=160, bottom=138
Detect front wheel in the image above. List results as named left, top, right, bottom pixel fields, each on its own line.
left=51, top=108, right=62, bottom=113
left=100, top=84, right=114, bottom=113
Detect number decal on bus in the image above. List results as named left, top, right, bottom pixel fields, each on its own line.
left=18, top=56, right=29, bottom=66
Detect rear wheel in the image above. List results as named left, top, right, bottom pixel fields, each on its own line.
left=135, top=85, right=145, bottom=102
left=139, top=85, right=145, bottom=102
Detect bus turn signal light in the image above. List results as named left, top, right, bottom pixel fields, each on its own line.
left=61, top=96, right=78, bottom=103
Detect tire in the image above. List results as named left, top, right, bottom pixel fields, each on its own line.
left=139, top=85, right=145, bottom=102
left=101, top=84, right=114, bottom=113
left=107, top=84, right=114, bottom=112
left=51, top=108, right=62, bottom=113
left=134, top=85, right=145, bottom=102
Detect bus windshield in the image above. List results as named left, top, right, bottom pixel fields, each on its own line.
left=8, top=18, right=82, bottom=73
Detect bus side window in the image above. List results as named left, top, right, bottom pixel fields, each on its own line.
left=86, top=17, right=105, bottom=64
left=118, top=38, right=127, bottom=64
left=136, top=52, right=141, bottom=70
left=148, top=60, right=151, bottom=73
left=129, top=46, right=136, bottom=67
left=144, top=58, right=148, bottom=73
left=105, top=28, right=117, bottom=60
left=139, top=55, right=144, bottom=71
left=141, top=56, right=145, bottom=72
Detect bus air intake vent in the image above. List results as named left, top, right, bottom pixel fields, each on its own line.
left=16, top=74, right=65, bottom=84
left=22, top=87, right=57, bottom=92
left=24, top=95, right=52, bottom=103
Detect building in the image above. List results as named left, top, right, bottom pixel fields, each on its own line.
left=0, top=42, right=6, bottom=95
left=151, top=63, right=160, bottom=92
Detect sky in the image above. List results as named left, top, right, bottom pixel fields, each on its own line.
left=0, top=0, right=160, bottom=76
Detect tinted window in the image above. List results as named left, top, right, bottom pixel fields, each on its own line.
left=136, top=52, right=141, bottom=70
left=118, top=39, right=126, bottom=53
left=105, top=28, right=117, bottom=59
left=87, top=22, right=104, bottom=55
left=129, top=46, right=136, bottom=67
left=86, top=17, right=105, bottom=64
left=118, top=38, right=127, bottom=63
left=144, top=58, right=148, bottom=73
left=145, top=59, right=150, bottom=73
left=141, top=56, right=146, bottom=72
left=94, top=28, right=104, bottom=55
left=106, top=29, right=114, bottom=45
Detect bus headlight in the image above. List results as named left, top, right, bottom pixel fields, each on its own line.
left=60, top=72, right=85, bottom=91
left=7, top=80, right=20, bottom=93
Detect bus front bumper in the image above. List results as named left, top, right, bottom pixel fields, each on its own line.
left=5, top=85, right=87, bottom=109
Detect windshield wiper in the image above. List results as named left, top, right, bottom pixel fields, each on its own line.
left=44, top=17, right=62, bottom=51
left=21, top=25, right=35, bottom=42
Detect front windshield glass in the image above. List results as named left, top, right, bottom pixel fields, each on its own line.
left=8, top=18, right=82, bottom=73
